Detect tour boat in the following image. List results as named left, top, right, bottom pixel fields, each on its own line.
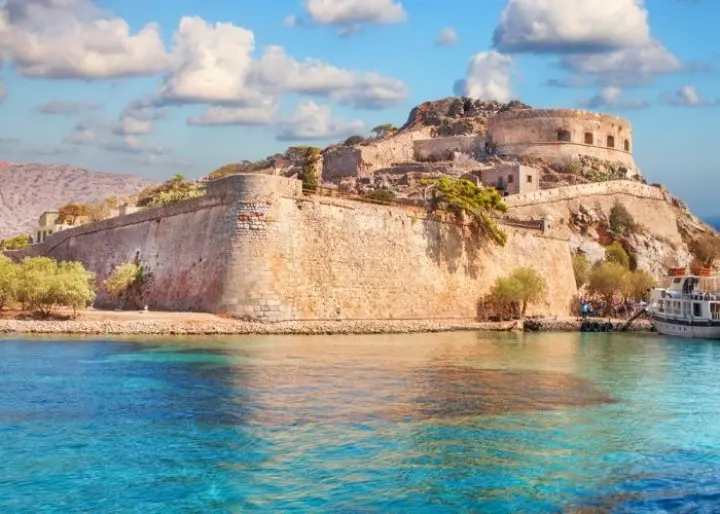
left=649, top=267, right=720, bottom=339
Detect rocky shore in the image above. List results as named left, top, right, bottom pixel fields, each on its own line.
left=0, top=317, right=652, bottom=336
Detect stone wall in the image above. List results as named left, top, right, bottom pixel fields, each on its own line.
left=496, top=142, right=637, bottom=174
left=505, top=180, right=666, bottom=208
left=413, top=135, right=486, bottom=161
left=322, top=127, right=433, bottom=182
left=7, top=174, right=577, bottom=321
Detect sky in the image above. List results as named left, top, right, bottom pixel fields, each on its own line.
left=0, top=0, right=719, bottom=214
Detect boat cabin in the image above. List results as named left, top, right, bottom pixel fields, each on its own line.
left=650, top=275, right=720, bottom=321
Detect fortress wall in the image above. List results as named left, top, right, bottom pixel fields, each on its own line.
left=7, top=174, right=577, bottom=320
left=413, top=135, right=486, bottom=161
left=497, top=142, right=637, bottom=173
left=505, top=181, right=666, bottom=207
left=257, top=195, right=577, bottom=321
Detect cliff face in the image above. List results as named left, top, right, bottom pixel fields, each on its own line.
left=505, top=182, right=714, bottom=280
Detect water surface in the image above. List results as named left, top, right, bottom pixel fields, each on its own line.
left=1, top=332, right=720, bottom=512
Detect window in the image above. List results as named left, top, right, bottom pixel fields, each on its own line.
left=527, top=175, right=533, bottom=183
left=693, top=303, right=702, bottom=317
left=607, top=135, right=615, bottom=148
left=557, top=129, right=571, bottom=142
left=584, top=132, right=594, bottom=145
left=507, top=174, right=514, bottom=183
left=624, top=139, right=630, bottom=152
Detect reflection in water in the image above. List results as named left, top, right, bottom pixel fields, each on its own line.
left=0, top=332, right=719, bottom=512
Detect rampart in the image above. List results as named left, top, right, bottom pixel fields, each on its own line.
left=505, top=180, right=666, bottom=208
left=487, top=108, right=638, bottom=176
left=7, top=174, right=577, bottom=321
left=413, top=135, right=486, bottom=161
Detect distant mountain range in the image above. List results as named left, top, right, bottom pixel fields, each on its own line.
left=0, top=162, right=157, bottom=239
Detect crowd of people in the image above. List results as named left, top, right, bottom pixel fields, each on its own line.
left=578, top=298, right=649, bottom=320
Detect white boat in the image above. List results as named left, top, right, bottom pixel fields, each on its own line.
left=649, top=269, right=720, bottom=339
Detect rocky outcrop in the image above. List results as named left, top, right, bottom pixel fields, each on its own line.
left=402, top=97, right=531, bottom=132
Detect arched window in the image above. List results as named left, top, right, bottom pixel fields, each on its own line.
left=557, top=129, right=571, bottom=142
left=607, top=135, right=615, bottom=148
left=624, top=139, right=630, bottom=152
left=584, top=132, right=594, bottom=145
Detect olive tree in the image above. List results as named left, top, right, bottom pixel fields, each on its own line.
left=588, top=262, right=627, bottom=315
left=103, top=261, right=153, bottom=309
left=0, top=255, right=19, bottom=315
left=487, top=267, right=548, bottom=319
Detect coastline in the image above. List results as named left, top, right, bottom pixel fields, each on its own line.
left=0, top=316, right=653, bottom=336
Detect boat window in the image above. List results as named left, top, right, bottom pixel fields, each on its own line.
left=711, top=303, right=720, bottom=320
left=673, top=278, right=682, bottom=284
left=693, top=303, right=702, bottom=317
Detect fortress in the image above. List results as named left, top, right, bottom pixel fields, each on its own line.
left=323, top=107, right=639, bottom=182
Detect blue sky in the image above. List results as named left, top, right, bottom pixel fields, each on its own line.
left=0, top=0, right=719, bottom=214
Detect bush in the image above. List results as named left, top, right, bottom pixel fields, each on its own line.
left=363, top=188, right=396, bottom=203
left=343, top=135, right=365, bottom=146
left=0, top=234, right=30, bottom=250
left=422, top=177, right=508, bottom=246
left=623, top=270, right=655, bottom=301
left=608, top=202, right=638, bottom=235
left=486, top=267, right=548, bottom=319
left=689, top=234, right=720, bottom=267
left=572, top=254, right=590, bottom=288
left=605, top=242, right=630, bottom=268
left=57, top=203, right=90, bottom=225
left=103, top=261, right=153, bottom=309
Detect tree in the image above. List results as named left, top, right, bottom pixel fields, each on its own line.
left=57, top=203, right=90, bottom=225
left=608, top=201, right=637, bottom=235
left=0, top=255, right=19, bottom=315
left=55, top=261, right=96, bottom=317
left=363, top=188, right=396, bottom=203
left=605, top=241, right=630, bottom=268
left=343, top=135, right=365, bottom=146
left=486, top=267, right=548, bottom=319
left=371, top=124, right=398, bottom=138
left=0, top=234, right=30, bottom=250
left=137, top=175, right=205, bottom=207
left=689, top=234, right=720, bottom=267
left=572, top=254, right=591, bottom=288
left=623, top=270, right=655, bottom=301
left=15, top=257, right=95, bottom=318
left=103, top=261, right=153, bottom=309
left=422, top=177, right=508, bottom=246
left=588, top=262, right=628, bottom=315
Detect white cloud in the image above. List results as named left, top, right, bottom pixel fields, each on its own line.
left=435, top=27, right=459, bottom=47
left=65, top=125, right=97, bottom=146
left=303, top=0, right=407, bottom=25
left=455, top=51, right=514, bottom=102
left=102, top=135, right=165, bottom=155
left=188, top=100, right=279, bottom=126
left=36, top=100, right=101, bottom=115
left=561, top=40, right=680, bottom=85
left=661, top=85, right=718, bottom=107
left=283, top=15, right=303, bottom=27
left=114, top=101, right=164, bottom=135
left=276, top=101, right=364, bottom=141
left=0, top=0, right=170, bottom=79
left=580, top=86, right=649, bottom=110
left=493, top=0, right=650, bottom=53
left=156, top=21, right=407, bottom=110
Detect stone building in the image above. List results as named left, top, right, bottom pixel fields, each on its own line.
left=32, top=211, right=74, bottom=244
left=481, top=164, right=539, bottom=196
left=486, top=108, right=638, bottom=177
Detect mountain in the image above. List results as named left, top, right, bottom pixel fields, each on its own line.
left=0, top=162, right=157, bottom=239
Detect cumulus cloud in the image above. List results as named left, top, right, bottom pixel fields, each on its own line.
left=660, top=85, right=718, bottom=107
left=454, top=51, right=513, bottom=102
left=276, top=101, right=364, bottom=141
left=64, top=123, right=97, bottom=145
left=114, top=100, right=164, bottom=135
left=0, top=0, right=170, bottom=79
left=580, top=86, right=649, bottom=110
left=36, top=100, right=101, bottom=115
left=435, top=27, right=459, bottom=47
left=561, top=40, right=680, bottom=86
left=188, top=100, right=279, bottom=126
left=283, top=15, right=303, bottom=27
left=101, top=135, right=165, bottom=155
left=303, top=0, right=407, bottom=25
left=493, top=0, right=650, bottom=53
left=155, top=19, right=407, bottom=111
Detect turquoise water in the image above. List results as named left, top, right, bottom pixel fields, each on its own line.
left=1, top=332, right=720, bottom=512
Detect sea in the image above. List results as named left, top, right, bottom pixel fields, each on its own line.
left=1, top=332, right=719, bottom=513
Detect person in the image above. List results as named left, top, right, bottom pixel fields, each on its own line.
left=581, top=302, right=589, bottom=319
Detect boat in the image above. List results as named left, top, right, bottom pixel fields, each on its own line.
left=649, top=267, right=720, bottom=339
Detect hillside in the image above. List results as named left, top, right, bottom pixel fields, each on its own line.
left=0, top=162, right=157, bottom=239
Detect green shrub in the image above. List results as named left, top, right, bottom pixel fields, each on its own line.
left=486, top=267, right=548, bottom=319
left=605, top=242, right=630, bottom=268
left=0, top=234, right=30, bottom=250
left=103, top=261, right=154, bottom=309
left=0, top=255, right=19, bottom=314
left=608, top=202, right=638, bottom=235
left=363, top=188, right=396, bottom=203
left=572, top=254, right=590, bottom=288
